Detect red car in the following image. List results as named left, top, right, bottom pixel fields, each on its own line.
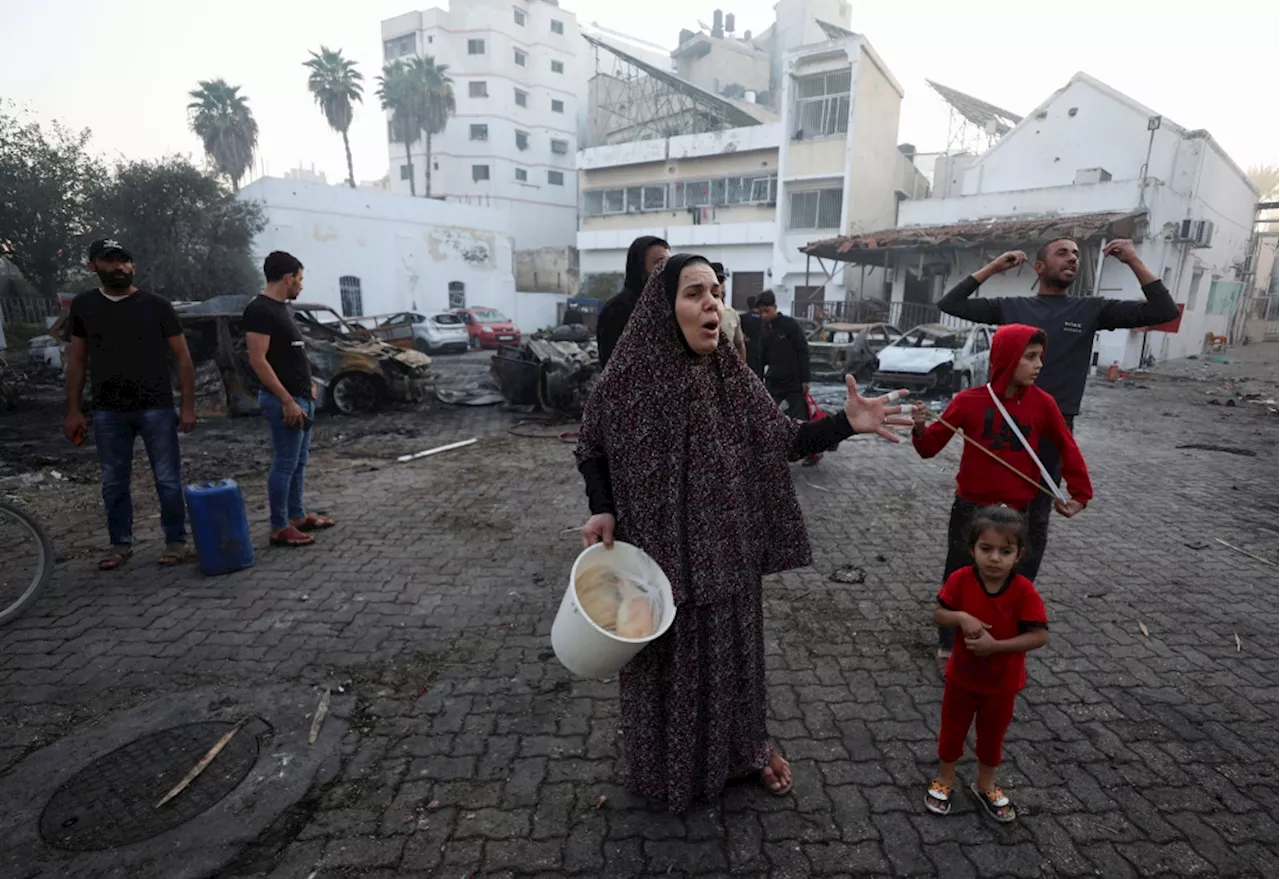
left=455, top=307, right=521, bottom=349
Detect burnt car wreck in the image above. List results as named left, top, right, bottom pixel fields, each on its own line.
left=177, top=296, right=433, bottom=416
left=491, top=325, right=599, bottom=417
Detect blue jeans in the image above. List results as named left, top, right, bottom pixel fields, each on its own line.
left=259, top=392, right=314, bottom=530
left=92, top=408, right=187, bottom=547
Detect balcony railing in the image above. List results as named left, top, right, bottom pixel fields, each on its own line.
left=795, top=299, right=973, bottom=331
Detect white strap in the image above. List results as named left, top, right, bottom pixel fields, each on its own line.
left=985, top=384, right=1067, bottom=504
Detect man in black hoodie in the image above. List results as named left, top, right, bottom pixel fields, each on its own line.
left=740, top=296, right=765, bottom=378
left=757, top=291, right=821, bottom=465
left=596, top=235, right=670, bottom=368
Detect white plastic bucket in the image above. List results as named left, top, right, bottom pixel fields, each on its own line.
left=551, top=541, right=677, bottom=678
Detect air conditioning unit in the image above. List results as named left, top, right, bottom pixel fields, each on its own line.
left=1192, top=219, right=1215, bottom=248
left=1173, top=218, right=1216, bottom=247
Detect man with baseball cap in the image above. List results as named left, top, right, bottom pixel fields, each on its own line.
left=710, top=262, right=747, bottom=361
left=65, top=238, right=198, bottom=570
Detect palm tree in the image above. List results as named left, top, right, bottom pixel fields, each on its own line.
left=404, top=55, right=455, bottom=198
left=377, top=60, right=424, bottom=197
left=187, top=79, right=259, bottom=190
left=304, top=47, right=364, bottom=188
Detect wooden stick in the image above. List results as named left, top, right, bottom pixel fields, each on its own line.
left=1214, top=538, right=1277, bottom=568
left=923, top=411, right=1062, bottom=502
left=309, top=689, right=331, bottom=745
left=156, top=720, right=245, bottom=808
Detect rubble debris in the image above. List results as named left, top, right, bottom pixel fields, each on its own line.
left=1175, top=444, right=1257, bottom=457
left=435, top=382, right=504, bottom=407
left=1138, top=621, right=1150, bottom=638
left=830, top=566, right=866, bottom=585
left=491, top=332, right=600, bottom=417
left=1215, top=538, right=1277, bottom=568
left=309, top=689, right=330, bottom=745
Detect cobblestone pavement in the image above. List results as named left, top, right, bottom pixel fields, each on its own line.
left=0, top=349, right=1276, bottom=878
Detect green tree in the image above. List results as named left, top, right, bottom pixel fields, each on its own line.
left=0, top=103, right=105, bottom=297
left=406, top=55, right=455, bottom=198
left=303, top=47, right=364, bottom=189
left=377, top=59, right=424, bottom=197
left=187, top=79, right=259, bottom=190
left=93, top=156, right=265, bottom=301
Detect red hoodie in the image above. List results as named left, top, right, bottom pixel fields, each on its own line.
left=912, top=324, right=1092, bottom=510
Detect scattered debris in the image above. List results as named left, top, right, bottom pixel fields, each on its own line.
left=1185, top=541, right=1210, bottom=551
left=492, top=334, right=600, bottom=417
left=804, top=479, right=833, bottom=494
left=1175, top=444, right=1257, bottom=457
left=396, top=437, right=479, bottom=463
left=156, top=720, right=245, bottom=808
left=1138, top=621, right=1150, bottom=638
left=830, top=566, right=866, bottom=585
left=428, top=800, right=441, bottom=809
left=435, top=383, right=505, bottom=407
left=595, top=794, right=608, bottom=810
left=1215, top=537, right=1277, bottom=568
left=1235, top=633, right=1243, bottom=652
left=308, top=689, right=330, bottom=745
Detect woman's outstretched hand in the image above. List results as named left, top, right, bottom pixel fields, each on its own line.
left=583, top=513, right=616, bottom=549
left=843, top=377, right=913, bottom=442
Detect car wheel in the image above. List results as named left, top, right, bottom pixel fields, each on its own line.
left=330, top=373, right=380, bottom=415
left=469, top=336, right=480, bottom=351
left=955, top=371, right=972, bottom=393
left=414, top=338, right=432, bottom=355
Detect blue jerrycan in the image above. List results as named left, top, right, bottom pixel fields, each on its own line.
left=184, top=479, right=255, bottom=576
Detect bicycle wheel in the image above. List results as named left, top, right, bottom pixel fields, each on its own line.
left=0, top=501, right=54, bottom=626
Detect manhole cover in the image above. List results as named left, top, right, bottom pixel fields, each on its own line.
left=40, top=721, right=262, bottom=851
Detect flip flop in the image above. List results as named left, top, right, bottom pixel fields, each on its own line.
left=99, top=547, right=134, bottom=571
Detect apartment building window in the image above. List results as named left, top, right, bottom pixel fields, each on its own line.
left=676, top=180, right=712, bottom=207
left=448, top=281, right=466, bottom=309
left=514, top=8, right=526, bottom=25
left=515, top=130, right=529, bottom=150
left=548, top=170, right=565, bottom=185
left=399, top=163, right=413, bottom=180
left=788, top=187, right=843, bottom=229
left=469, top=80, right=488, bottom=98
left=1188, top=269, right=1204, bottom=311
left=551, top=60, right=564, bottom=74
left=468, top=38, right=485, bottom=55
left=384, top=34, right=415, bottom=60
left=387, top=120, right=399, bottom=143
left=581, top=175, right=775, bottom=216
left=514, top=49, right=527, bottom=66
left=473, top=164, right=490, bottom=181
left=550, top=139, right=569, bottom=155
left=793, top=69, right=852, bottom=137
left=551, top=19, right=565, bottom=34
left=515, top=89, right=528, bottom=107
left=515, top=167, right=528, bottom=182
left=339, top=276, right=363, bottom=318
left=584, top=185, right=667, bottom=215
left=470, top=124, right=489, bottom=141
left=551, top=99, right=565, bottom=113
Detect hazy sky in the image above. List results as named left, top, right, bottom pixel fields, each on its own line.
left=2, top=0, right=1275, bottom=185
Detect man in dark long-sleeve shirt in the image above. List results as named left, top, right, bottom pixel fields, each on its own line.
left=937, top=237, right=1178, bottom=578
left=757, top=290, right=821, bottom=465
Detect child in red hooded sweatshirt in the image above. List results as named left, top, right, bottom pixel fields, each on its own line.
left=910, top=324, right=1092, bottom=669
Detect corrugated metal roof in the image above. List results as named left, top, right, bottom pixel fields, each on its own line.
left=802, top=211, right=1147, bottom=263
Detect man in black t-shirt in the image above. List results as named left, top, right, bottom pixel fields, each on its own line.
left=64, top=238, right=198, bottom=571
left=243, top=251, right=333, bottom=548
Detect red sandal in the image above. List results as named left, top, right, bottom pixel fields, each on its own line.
left=270, top=525, right=315, bottom=547
left=293, top=514, right=335, bottom=532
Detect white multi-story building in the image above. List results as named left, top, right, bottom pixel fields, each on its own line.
left=380, top=0, right=580, bottom=251
left=802, top=73, right=1260, bottom=367
left=576, top=25, right=923, bottom=314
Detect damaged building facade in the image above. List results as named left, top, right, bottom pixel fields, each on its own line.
left=802, top=72, right=1261, bottom=369
left=238, top=177, right=567, bottom=333
left=577, top=19, right=927, bottom=315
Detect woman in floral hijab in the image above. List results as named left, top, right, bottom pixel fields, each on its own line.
left=575, top=254, right=909, bottom=811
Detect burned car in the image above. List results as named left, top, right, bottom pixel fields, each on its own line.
left=871, top=323, right=991, bottom=397
left=808, top=322, right=902, bottom=383
left=491, top=325, right=598, bottom=417
left=176, top=296, right=433, bottom=415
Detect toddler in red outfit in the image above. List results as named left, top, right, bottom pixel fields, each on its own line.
left=925, top=506, right=1048, bottom=823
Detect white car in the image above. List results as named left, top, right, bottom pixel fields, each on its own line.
left=380, top=311, right=470, bottom=355
left=872, top=323, right=992, bottom=396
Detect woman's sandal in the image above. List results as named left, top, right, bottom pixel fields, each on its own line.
left=158, top=544, right=191, bottom=566
left=99, top=547, right=134, bottom=571
left=293, top=514, right=335, bottom=532
left=925, top=779, right=953, bottom=815
left=270, top=525, right=315, bottom=548
left=760, top=745, right=793, bottom=796
left=970, top=783, right=1017, bottom=823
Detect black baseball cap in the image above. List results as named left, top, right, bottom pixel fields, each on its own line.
left=710, top=261, right=727, bottom=281
left=88, top=238, right=132, bottom=262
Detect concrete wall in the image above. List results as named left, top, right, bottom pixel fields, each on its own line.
left=514, top=245, right=578, bottom=294
left=847, top=44, right=904, bottom=235
left=380, top=0, right=580, bottom=250
left=674, top=35, right=770, bottom=97
left=240, top=177, right=516, bottom=321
